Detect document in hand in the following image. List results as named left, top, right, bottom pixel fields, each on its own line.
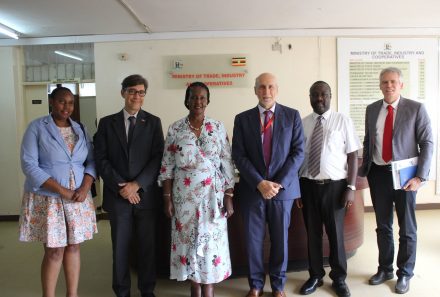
left=391, top=157, right=418, bottom=190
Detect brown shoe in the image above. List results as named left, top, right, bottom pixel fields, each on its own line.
left=272, top=291, right=286, bottom=297
left=246, top=288, right=263, bottom=297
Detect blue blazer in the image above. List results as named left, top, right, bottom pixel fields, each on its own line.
left=232, top=103, right=305, bottom=202
left=21, top=115, right=96, bottom=197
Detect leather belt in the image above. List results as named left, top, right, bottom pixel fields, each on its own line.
left=302, top=178, right=335, bottom=185
left=372, top=163, right=392, bottom=171
left=311, top=179, right=332, bottom=184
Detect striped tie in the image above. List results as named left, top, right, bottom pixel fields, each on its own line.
left=308, top=116, right=323, bottom=177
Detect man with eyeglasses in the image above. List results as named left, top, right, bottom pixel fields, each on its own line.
left=297, top=81, right=361, bottom=297
left=94, top=74, right=164, bottom=297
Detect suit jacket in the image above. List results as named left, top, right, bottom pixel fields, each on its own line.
left=94, top=109, right=164, bottom=211
left=232, top=103, right=304, bottom=202
left=21, top=115, right=96, bottom=196
left=359, top=97, right=433, bottom=179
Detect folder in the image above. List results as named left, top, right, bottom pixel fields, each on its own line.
left=391, top=157, right=418, bottom=190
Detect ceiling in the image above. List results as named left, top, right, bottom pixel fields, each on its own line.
left=1, top=0, right=440, bottom=44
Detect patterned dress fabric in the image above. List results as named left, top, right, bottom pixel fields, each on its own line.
left=19, top=126, right=97, bottom=248
left=159, top=117, right=235, bottom=284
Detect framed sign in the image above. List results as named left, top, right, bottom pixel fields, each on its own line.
left=164, top=54, right=250, bottom=89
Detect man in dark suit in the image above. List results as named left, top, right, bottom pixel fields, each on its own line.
left=359, top=67, right=433, bottom=294
left=94, top=74, right=164, bottom=297
left=232, top=73, right=304, bottom=297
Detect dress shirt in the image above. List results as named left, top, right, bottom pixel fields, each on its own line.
left=300, top=110, right=361, bottom=180
left=257, top=103, right=276, bottom=143
left=372, top=97, right=400, bottom=165
left=123, top=109, right=139, bottom=137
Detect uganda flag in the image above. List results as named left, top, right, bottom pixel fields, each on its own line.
left=232, top=57, right=246, bottom=66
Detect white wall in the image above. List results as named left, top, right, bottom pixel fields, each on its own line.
left=79, top=96, right=98, bottom=136
left=95, top=37, right=336, bottom=138
left=0, top=47, right=25, bottom=215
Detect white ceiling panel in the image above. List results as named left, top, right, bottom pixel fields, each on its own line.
left=1, top=0, right=440, bottom=40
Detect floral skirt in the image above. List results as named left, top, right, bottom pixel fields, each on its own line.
left=19, top=192, right=97, bottom=248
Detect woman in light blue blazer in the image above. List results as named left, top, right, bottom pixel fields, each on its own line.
left=19, top=86, right=97, bottom=297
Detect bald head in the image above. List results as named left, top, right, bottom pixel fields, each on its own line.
left=255, top=72, right=277, bottom=88
left=254, top=73, right=278, bottom=109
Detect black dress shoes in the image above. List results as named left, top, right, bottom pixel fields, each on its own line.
left=395, top=276, right=410, bottom=294
left=332, top=281, right=351, bottom=297
left=299, top=277, right=323, bottom=295
left=368, top=270, right=394, bottom=285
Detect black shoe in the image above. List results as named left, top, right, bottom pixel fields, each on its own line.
left=368, top=270, right=394, bottom=285
left=395, top=276, right=410, bottom=294
left=299, top=277, right=323, bottom=295
left=332, top=281, right=351, bottom=297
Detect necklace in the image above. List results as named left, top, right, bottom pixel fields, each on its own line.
left=186, top=117, right=203, bottom=131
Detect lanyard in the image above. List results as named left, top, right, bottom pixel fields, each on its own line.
left=260, top=113, right=274, bottom=134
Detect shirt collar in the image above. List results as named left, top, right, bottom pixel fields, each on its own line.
left=257, top=102, right=276, bottom=115
left=123, top=109, right=139, bottom=121
left=382, top=96, right=400, bottom=110
left=312, top=109, right=331, bottom=121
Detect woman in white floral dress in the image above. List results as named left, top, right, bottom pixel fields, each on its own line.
left=159, top=82, right=235, bottom=297
left=19, top=87, right=97, bottom=297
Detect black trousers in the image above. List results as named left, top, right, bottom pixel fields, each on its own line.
left=300, top=178, right=347, bottom=282
left=109, top=207, right=157, bottom=297
left=368, top=163, right=417, bottom=278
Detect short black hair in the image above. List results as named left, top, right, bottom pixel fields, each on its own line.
left=184, top=82, right=210, bottom=109
left=309, top=80, right=331, bottom=94
left=49, top=86, right=73, bottom=99
left=121, top=74, right=148, bottom=90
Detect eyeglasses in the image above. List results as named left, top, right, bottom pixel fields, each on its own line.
left=125, top=88, right=146, bottom=97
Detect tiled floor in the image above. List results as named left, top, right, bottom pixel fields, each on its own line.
left=1, top=210, right=439, bottom=296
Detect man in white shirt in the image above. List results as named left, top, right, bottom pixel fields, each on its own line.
left=297, top=81, right=361, bottom=297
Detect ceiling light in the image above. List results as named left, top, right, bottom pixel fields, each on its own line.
left=54, top=50, right=83, bottom=61
left=0, top=23, right=19, bottom=39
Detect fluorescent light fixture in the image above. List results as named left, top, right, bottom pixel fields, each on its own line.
left=54, top=50, right=83, bottom=61
left=0, top=23, right=19, bottom=39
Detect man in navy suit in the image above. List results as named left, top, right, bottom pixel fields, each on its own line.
left=232, top=73, right=304, bottom=297
left=359, top=67, right=433, bottom=294
left=94, top=74, right=164, bottom=297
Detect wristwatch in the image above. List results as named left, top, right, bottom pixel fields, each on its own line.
left=347, top=185, right=356, bottom=191
left=417, top=177, right=426, bottom=182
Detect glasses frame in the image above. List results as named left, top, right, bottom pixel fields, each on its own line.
left=124, top=88, right=147, bottom=97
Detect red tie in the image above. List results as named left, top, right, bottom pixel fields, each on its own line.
left=263, top=110, right=273, bottom=168
left=382, top=105, right=393, bottom=162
